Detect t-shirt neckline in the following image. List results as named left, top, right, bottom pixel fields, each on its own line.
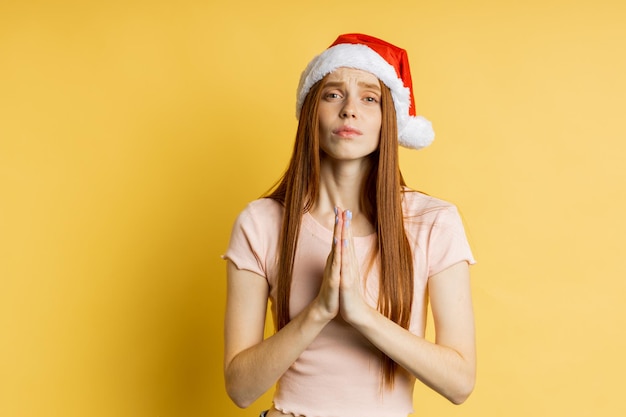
left=302, top=211, right=377, bottom=242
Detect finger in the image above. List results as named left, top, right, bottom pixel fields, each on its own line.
left=333, top=206, right=342, bottom=246
left=332, top=206, right=343, bottom=263
left=343, top=210, right=360, bottom=276
left=345, top=210, right=357, bottom=261
left=341, top=209, right=352, bottom=250
left=340, top=209, right=353, bottom=272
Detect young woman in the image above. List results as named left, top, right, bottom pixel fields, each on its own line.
left=223, top=33, right=476, bottom=417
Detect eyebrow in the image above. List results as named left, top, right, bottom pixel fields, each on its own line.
left=324, top=80, right=382, bottom=92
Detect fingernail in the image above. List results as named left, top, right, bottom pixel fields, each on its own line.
left=334, top=206, right=338, bottom=215
left=345, top=219, right=350, bottom=228
left=343, top=239, right=348, bottom=247
left=335, top=215, right=339, bottom=224
left=334, top=237, right=338, bottom=246
left=346, top=210, right=352, bottom=220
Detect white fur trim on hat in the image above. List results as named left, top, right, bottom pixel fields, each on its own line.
left=296, top=43, right=434, bottom=150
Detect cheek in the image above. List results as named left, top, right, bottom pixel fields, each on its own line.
left=369, top=113, right=382, bottom=132
left=317, top=111, right=334, bottom=135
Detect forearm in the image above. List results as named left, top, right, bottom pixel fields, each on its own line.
left=225, top=303, right=331, bottom=408
left=354, top=307, right=475, bottom=404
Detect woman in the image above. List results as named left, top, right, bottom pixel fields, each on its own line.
left=223, top=33, right=476, bottom=417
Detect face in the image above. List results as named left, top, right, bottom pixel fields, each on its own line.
left=317, top=67, right=382, bottom=162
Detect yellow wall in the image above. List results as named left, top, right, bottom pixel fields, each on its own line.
left=1, top=0, right=625, bottom=416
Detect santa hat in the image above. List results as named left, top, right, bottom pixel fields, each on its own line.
left=296, top=33, right=435, bottom=150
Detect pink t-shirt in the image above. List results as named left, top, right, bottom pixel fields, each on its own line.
left=223, top=189, right=475, bottom=417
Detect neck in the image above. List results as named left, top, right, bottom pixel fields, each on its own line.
left=314, top=157, right=371, bottom=214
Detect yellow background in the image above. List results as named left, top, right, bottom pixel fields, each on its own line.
left=1, top=0, right=625, bottom=416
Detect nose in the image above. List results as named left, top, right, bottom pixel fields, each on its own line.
left=340, top=97, right=357, bottom=119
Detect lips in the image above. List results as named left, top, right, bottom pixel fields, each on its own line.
left=333, top=126, right=363, bottom=138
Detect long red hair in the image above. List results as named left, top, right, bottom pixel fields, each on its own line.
left=265, top=76, right=414, bottom=388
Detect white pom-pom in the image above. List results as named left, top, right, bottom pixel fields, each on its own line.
left=398, top=115, right=435, bottom=150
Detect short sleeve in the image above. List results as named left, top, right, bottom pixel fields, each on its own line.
left=427, top=206, right=476, bottom=277
left=222, top=199, right=282, bottom=279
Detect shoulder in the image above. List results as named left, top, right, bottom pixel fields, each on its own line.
left=236, top=198, right=284, bottom=222
left=401, top=187, right=460, bottom=221
left=401, top=187, right=469, bottom=239
left=244, top=197, right=283, bottom=212
left=225, top=198, right=284, bottom=276
left=230, top=198, right=284, bottom=236
left=401, top=187, right=475, bottom=272
left=227, top=198, right=283, bottom=250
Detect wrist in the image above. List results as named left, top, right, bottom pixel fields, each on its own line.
left=308, top=297, right=336, bottom=325
left=343, top=301, right=377, bottom=329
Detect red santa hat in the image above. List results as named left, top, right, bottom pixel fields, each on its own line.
left=296, top=33, right=435, bottom=150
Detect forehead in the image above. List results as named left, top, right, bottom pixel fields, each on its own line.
left=325, top=67, right=380, bottom=85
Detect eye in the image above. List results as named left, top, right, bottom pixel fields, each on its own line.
left=363, top=96, right=379, bottom=103
left=325, top=92, right=342, bottom=100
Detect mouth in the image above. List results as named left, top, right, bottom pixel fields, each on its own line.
left=332, top=126, right=363, bottom=138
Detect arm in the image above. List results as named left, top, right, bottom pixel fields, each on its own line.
left=345, top=261, right=476, bottom=404
left=224, top=227, right=343, bottom=407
